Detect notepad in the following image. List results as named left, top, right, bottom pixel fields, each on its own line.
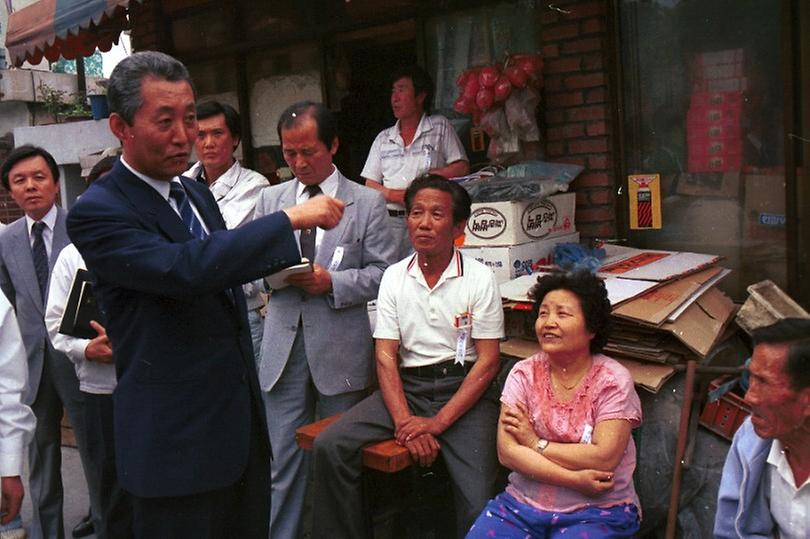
left=58, top=268, right=101, bottom=339
left=264, top=258, right=313, bottom=290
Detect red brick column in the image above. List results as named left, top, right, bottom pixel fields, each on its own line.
left=541, top=0, right=616, bottom=241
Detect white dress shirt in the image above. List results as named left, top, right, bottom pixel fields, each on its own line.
left=24, top=203, right=58, bottom=258
left=768, top=439, right=810, bottom=539
left=121, top=156, right=209, bottom=234
left=0, top=292, right=36, bottom=477
left=293, top=165, right=339, bottom=253
left=45, top=244, right=117, bottom=395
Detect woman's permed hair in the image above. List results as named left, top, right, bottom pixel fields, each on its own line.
left=529, top=269, right=612, bottom=354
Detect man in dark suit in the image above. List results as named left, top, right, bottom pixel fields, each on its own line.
left=66, top=51, right=344, bottom=538
left=0, top=145, right=96, bottom=539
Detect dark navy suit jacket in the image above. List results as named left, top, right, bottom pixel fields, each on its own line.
left=67, top=160, right=299, bottom=498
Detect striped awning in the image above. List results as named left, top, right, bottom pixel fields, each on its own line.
left=5, top=0, right=143, bottom=67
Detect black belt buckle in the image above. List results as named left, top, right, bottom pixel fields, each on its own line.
left=388, top=209, right=407, bottom=217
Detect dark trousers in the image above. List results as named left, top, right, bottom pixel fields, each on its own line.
left=130, top=417, right=270, bottom=539
left=83, top=392, right=132, bottom=539
left=28, top=351, right=91, bottom=539
left=312, top=372, right=500, bottom=539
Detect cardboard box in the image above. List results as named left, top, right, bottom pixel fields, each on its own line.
left=691, top=77, right=748, bottom=93
left=690, top=91, right=743, bottom=109
left=461, top=232, right=579, bottom=283
left=743, top=175, right=785, bottom=242
left=687, top=153, right=741, bottom=173
left=464, top=192, right=575, bottom=246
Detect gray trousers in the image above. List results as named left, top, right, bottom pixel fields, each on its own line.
left=265, top=327, right=366, bottom=539
left=312, top=372, right=500, bottom=539
left=28, top=350, right=96, bottom=539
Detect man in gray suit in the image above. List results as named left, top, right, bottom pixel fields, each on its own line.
left=0, top=145, right=96, bottom=539
left=255, top=102, right=396, bottom=539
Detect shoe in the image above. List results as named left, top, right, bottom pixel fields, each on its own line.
left=0, top=529, right=26, bottom=539
left=72, top=514, right=94, bottom=538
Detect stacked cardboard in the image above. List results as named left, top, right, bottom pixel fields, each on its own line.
left=499, top=244, right=737, bottom=393
left=460, top=192, right=578, bottom=283
left=687, top=49, right=745, bottom=173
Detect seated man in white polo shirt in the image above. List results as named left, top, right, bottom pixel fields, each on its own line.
left=312, top=174, right=504, bottom=538
left=714, top=318, right=810, bottom=539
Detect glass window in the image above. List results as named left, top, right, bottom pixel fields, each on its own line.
left=618, top=0, right=785, bottom=300
left=425, top=1, right=539, bottom=114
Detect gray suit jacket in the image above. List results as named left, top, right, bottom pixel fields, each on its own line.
left=255, top=173, right=396, bottom=396
left=0, top=207, right=71, bottom=404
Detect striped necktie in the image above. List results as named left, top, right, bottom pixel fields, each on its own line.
left=31, top=221, right=49, bottom=301
left=169, top=181, right=207, bottom=240
left=299, top=184, right=322, bottom=260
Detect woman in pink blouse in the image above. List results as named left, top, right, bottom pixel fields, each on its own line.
left=467, top=270, right=642, bottom=538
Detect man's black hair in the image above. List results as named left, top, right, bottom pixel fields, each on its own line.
left=277, top=101, right=337, bottom=149
left=404, top=174, right=471, bottom=225
left=390, top=65, right=434, bottom=114
left=752, top=318, right=810, bottom=391
left=1, top=145, right=60, bottom=191
left=196, top=101, right=241, bottom=142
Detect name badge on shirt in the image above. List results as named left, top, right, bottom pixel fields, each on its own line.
left=580, top=424, right=593, bottom=444
left=454, top=312, right=472, bottom=365
left=328, top=246, right=344, bottom=271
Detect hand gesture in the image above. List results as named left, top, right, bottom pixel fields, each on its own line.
left=286, top=263, right=332, bottom=295
left=84, top=320, right=114, bottom=364
left=501, top=402, right=537, bottom=447
left=284, top=195, right=344, bottom=231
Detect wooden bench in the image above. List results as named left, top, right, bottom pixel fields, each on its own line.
left=296, top=414, right=454, bottom=537
left=295, top=414, right=413, bottom=473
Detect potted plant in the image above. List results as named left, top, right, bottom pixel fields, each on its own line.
left=88, top=82, right=109, bottom=120
left=36, top=81, right=92, bottom=123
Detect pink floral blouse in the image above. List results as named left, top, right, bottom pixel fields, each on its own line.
left=501, top=352, right=642, bottom=513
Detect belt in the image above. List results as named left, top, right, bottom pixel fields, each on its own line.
left=401, top=360, right=473, bottom=379
left=388, top=209, right=407, bottom=217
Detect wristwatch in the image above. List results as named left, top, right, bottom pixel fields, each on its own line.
left=535, top=438, right=549, bottom=454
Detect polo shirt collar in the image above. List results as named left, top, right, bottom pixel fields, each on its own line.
left=406, top=248, right=464, bottom=288
left=390, top=113, right=432, bottom=146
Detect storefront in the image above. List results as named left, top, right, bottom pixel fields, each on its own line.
left=121, top=0, right=808, bottom=305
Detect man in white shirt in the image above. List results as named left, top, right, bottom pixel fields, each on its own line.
left=45, top=156, right=130, bottom=539
left=313, top=175, right=504, bottom=538
left=715, top=318, right=810, bottom=539
left=185, top=101, right=270, bottom=361
left=0, top=292, right=36, bottom=538
left=362, top=66, right=469, bottom=260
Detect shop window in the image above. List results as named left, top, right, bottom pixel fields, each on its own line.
left=425, top=1, right=539, bottom=114
left=618, top=0, right=786, bottom=300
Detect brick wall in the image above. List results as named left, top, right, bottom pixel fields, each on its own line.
left=129, top=0, right=164, bottom=53
left=541, top=0, right=616, bottom=241
left=0, top=136, right=24, bottom=225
